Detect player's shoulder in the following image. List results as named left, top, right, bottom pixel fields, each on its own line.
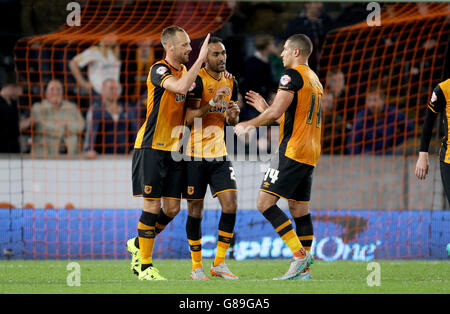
left=438, top=78, right=450, bottom=92
left=431, top=79, right=450, bottom=101
left=150, top=60, right=171, bottom=75
left=283, top=66, right=305, bottom=81
left=223, top=74, right=238, bottom=89
left=197, top=67, right=209, bottom=80
left=278, top=67, right=303, bottom=89
left=294, top=65, right=323, bottom=91
left=149, top=60, right=175, bottom=88
left=283, top=66, right=301, bottom=76
left=440, top=78, right=450, bottom=85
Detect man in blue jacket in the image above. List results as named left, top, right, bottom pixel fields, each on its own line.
left=84, top=79, right=137, bottom=157
left=347, top=86, right=415, bottom=154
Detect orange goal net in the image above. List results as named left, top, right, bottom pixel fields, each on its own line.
left=318, top=2, right=450, bottom=211
left=1, top=2, right=449, bottom=260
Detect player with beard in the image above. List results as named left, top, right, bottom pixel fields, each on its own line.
left=182, top=36, right=240, bottom=280
left=128, top=26, right=210, bottom=281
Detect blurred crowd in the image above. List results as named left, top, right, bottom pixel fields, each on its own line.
left=1, top=1, right=447, bottom=158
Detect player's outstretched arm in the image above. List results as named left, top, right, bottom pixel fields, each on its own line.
left=163, top=34, right=210, bottom=95
left=245, top=91, right=268, bottom=113
left=245, top=91, right=281, bottom=124
left=234, top=90, right=292, bottom=136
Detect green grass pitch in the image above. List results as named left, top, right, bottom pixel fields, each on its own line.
left=0, top=259, right=448, bottom=294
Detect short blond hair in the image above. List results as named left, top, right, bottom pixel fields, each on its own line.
left=160, top=25, right=186, bottom=49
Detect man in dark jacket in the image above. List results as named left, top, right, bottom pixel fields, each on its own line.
left=347, top=86, right=415, bottom=154
left=0, top=82, right=28, bottom=153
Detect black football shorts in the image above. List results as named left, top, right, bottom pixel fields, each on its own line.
left=182, top=158, right=237, bottom=200
left=132, top=147, right=183, bottom=200
left=260, top=152, right=314, bottom=203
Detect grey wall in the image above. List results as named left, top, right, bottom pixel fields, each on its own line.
left=0, top=155, right=445, bottom=210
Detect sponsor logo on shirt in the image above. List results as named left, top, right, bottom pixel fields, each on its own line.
left=280, top=75, right=291, bottom=86
left=156, top=66, right=168, bottom=75
left=431, top=92, right=437, bottom=103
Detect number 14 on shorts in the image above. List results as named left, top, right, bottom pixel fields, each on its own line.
left=264, top=168, right=279, bottom=183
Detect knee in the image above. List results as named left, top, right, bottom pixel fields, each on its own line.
left=143, top=199, right=161, bottom=213
left=288, top=201, right=309, bottom=217
left=164, top=203, right=181, bottom=218
left=257, top=191, right=277, bottom=213
left=222, top=198, right=237, bottom=214
left=187, top=200, right=204, bottom=218
left=257, top=197, right=272, bottom=213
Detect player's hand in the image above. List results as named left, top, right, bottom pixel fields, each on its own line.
left=223, top=71, right=235, bottom=79
left=198, top=33, right=210, bottom=63
left=245, top=91, right=269, bottom=113
left=226, top=101, right=240, bottom=120
left=234, top=122, right=254, bottom=136
left=213, top=86, right=231, bottom=103
left=415, top=152, right=429, bottom=180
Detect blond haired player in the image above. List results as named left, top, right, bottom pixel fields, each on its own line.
left=235, top=34, right=321, bottom=280
left=182, top=37, right=240, bottom=280
left=127, top=26, right=210, bottom=281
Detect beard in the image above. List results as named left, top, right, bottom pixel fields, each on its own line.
left=176, top=51, right=189, bottom=64
left=209, top=62, right=225, bottom=73
left=216, top=63, right=226, bottom=73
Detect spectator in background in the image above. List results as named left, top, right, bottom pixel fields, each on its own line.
left=322, top=91, right=349, bottom=154
left=126, top=39, right=156, bottom=101
left=0, top=80, right=29, bottom=153
left=283, top=2, right=332, bottom=73
left=268, top=40, right=285, bottom=82
left=69, top=32, right=121, bottom=104
left=241, top=34, right=278, bottom=121
left=31, top=79, right=85, bottom=157
left=347, top=86, right=415, bottom=155
left=331, top=3, right=368, bottom=30
left=325, top=68, right=359, bottom=125
left=84, top=79, right=137, bottom=158
left=21, top=0, right=68, bottom=36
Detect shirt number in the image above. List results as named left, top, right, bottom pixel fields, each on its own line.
left=306, top=93, right=322, bottom=129
left=229, top=167, right=236, bottom=181
left=264, top=168, right=279, bottom=184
